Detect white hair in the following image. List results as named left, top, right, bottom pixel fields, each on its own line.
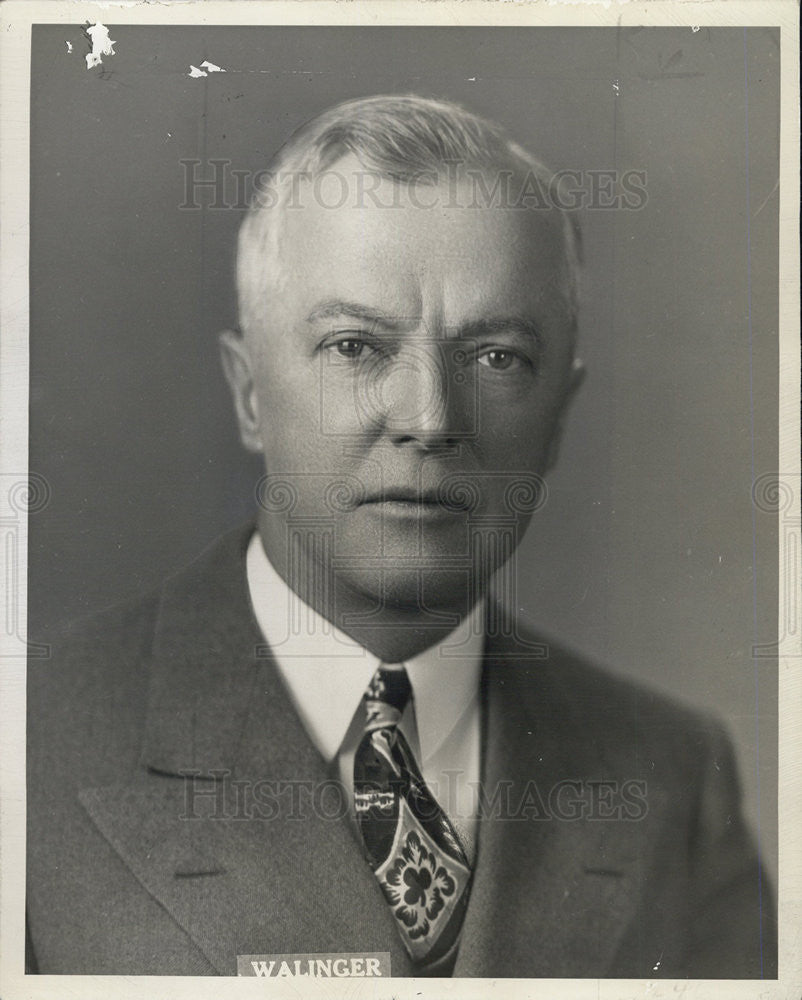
left=236, top=94, right=582, bottom=336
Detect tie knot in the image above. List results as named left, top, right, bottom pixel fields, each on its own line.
left=365, top=664, right=411, bottom=714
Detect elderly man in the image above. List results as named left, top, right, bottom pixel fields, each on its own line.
left=26, top=95, right=776, bottom=978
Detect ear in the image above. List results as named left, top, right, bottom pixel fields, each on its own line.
left=544, top=356, right=585, bottom=473
left=218, top=329, right=263, bottom=453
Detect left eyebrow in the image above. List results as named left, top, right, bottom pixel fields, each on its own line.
left=454, top=317, right=543, bottom=346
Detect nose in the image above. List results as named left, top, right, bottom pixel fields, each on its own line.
left=370, top=341, right=463, bottom=449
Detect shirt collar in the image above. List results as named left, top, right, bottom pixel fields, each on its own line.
left=245, top=530, right=484, bottom=765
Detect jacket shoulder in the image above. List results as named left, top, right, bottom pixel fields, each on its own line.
left=27, top=589, right=161, bottom=782
left=488, top=623, right=734, bottom=777
left=27, top=523, right=255, bottom=780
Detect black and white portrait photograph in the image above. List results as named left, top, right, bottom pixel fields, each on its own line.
left=0, top=2, right=798, bottom=997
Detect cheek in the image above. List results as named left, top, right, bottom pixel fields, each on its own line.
left=475, top=395, right=561, bottom=468
left=253, top=361, right=322, bottom=463
left=253, top=366, right=376, bottom=484
left=260, top=353, right=378, bottom=441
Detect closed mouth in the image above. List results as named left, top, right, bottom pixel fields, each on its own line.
left=361, top=490, right=441, bottom=505
left=357, top=489, right=471, bottom=519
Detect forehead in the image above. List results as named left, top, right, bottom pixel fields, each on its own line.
left=269, top=158, right=572, bottom=325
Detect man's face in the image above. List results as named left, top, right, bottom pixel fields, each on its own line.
left=225, top=157, right=580, bottom=615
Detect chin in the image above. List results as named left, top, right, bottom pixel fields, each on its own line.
left=335, top=564, right=475, bottom=618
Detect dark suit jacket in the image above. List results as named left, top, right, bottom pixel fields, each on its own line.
left=26, top=524, right=776, bottom=977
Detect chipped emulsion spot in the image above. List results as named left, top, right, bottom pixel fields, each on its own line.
left=188, top=60, right=227, bottom=79
left=65, top=41, right=73, bottom=54
left=84, top=22, right=116, bottom=70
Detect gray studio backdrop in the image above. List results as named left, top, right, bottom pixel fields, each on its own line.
left=29, top=25, right=779, bottom=886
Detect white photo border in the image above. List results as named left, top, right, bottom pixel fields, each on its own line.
left=1, top=2, right=799, bottom=998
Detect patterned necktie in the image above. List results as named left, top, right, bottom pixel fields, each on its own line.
left=353, top=664, right=472, bottom=966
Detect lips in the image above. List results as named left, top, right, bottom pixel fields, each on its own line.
left=361, top=489, right=441, bottom=505
left=359, top=497, right=459, bottom=524
left=357, top=484, right=477, bottom=517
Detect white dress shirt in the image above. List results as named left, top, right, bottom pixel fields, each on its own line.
left=245, top=530, right=483, bottom=854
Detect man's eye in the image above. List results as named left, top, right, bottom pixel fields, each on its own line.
left=329, top=337, right=370, bottom=360
left=336, top=339, right=363, bottom=358
left=476, top=348, right=523, bottom=371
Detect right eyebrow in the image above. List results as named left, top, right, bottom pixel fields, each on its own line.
left=305, top=300, right=411, bottom=330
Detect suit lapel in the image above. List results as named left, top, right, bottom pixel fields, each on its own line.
left=79, top=525, right=415, bottom=976
left=454, top=630, right=660, bottom=978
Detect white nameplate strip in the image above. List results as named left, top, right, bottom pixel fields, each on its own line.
left=237, top=952, right=391, bottom=977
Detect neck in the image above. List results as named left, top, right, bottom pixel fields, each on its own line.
left=256, top=514, right=480, bottom=662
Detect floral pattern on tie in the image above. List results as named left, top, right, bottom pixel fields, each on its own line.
left=380, top=830, right=456, bottom=940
